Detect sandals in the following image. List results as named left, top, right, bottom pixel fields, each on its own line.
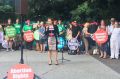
left=55, top=60, right=59, bottom=65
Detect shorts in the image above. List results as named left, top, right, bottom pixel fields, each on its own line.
left=15, top=34, right=21, bottom=42
left=5, top=36, right=14, bottom=41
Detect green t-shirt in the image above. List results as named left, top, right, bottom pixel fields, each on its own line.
left=5, top=26, right=16, bottom=37
left=57, top=24, right=66, bottom=37
left=14, top=23, right=21, bottom=34
left=57, top=24, right=65, bottom=32
left=23, top=25, right=33, bottom=32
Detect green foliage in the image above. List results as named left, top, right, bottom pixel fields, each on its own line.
left=72, top=0, right=120, bottom=22
left=71, top=1, right=92, bottom=22
left=0, top=0, right=120, bottom=22
left=0, top=5, right=13, bottom=12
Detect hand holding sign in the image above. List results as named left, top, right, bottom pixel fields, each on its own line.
left=34, top=30, right=40, bottom=40
left=23, top=31, right=34, bottom=42
left=93, top=29, right=108, bottom=45
left=6, top=27, right=16, bottom=37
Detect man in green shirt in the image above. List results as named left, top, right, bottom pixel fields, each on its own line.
left=57, top=20, right=66, bottom=39
left=23, top=20, right=33, bottom=32
left=14, top=19, right=22, bottom=50
left=14, top=19, right=21, bottom=34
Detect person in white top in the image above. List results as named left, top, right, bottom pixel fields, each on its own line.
left=108, top=18, right=115, bottom=35
left=107, top=18, right=116, bottom=56
left=110, top=21, right=120, bottom=59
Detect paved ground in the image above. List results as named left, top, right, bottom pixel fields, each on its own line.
left=0, top=50, right=120, bottom=79
left=92, top=55, right=120, bottom=74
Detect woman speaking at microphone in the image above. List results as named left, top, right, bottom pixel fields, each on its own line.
left=46, top=18, right=59, bottom=65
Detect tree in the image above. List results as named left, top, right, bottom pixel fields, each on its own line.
left=71, top=0, right=120, bottom=22
left=0, top=0, right=14, bottom=21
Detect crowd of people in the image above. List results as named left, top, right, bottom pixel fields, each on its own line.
left=0, top=17, right=120, bottom=65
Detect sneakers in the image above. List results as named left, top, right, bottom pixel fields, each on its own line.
left=6, top=49, right=9, bottom=52
left=10, top=49, right=14, bottom=52
left=110, top=57, right=119, bottom=59
left=6, top=48, right=14, bottom=52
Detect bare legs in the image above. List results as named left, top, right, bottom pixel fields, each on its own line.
left=7, top=40, right=13, bottom=51
left=99, top=51, right=107, bottom=58
left=36, top=43, right=40, bottom=51
left=48, top=50, right=52, bottom=64
left=48, top=50, right=58, bottom=65
left=53, top=50, right=58, bottom=64
left=40, top=44, right=44, bottom=52
left=83, top=38, right=89, bottom=54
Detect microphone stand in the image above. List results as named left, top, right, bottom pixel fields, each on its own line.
left=58, top=37, right=70, bottom=63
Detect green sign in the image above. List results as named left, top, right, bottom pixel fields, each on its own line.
left=34, top=30, right=40, bottom=40
left=6, top=26, right=16, bottom=37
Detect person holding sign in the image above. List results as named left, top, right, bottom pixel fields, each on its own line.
left=98, top=20, right=108, bottom=59
left=71, top=21, right=80, bottom=54
left=23, top=20, right=33, bottom=50
left=39, top=21, right=46, bottom=52
left=110, top=21, right=120, bottom=59
left=33, top=21, right=41, bottom=51
left=5, top=19, right=16, bottom=51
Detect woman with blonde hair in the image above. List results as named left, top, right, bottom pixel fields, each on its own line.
left=82, top=22, right=91, bottom=54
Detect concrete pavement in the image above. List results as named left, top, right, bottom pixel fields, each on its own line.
left=0, top=50, right=120, bottom=79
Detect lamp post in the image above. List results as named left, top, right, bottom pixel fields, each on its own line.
left=19, top=14, right=24, bottom=64
left=15, top=0, right=28, bottom=64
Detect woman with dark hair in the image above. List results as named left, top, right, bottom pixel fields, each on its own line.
left=98, top=20, right=108, bottom=59
left=46, top=18, right=59, bottom=65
